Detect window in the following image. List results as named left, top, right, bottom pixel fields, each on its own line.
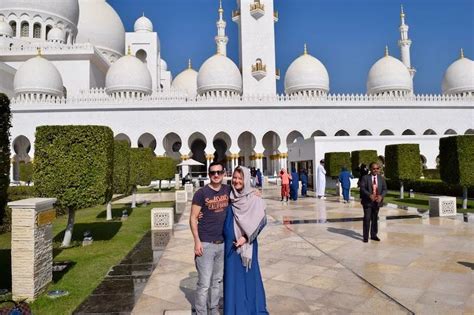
left=20, top=21, right=29, bottom=37
left=9, top=21, right=16, bottom=36
left=45, top=25, right=52, bottom=39
left=33, top=23, right=41, bottom=38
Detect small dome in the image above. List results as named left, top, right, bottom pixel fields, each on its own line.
left=285, top=47, right=329, bottom=95
left=105, top=54, right=152, bottom=96
left=14, top=54, right=64, bottom=98
left=76, top=0, right=125, bottom=61
left=172, top=61, right=198, bottom=98
left=367, top=49, right=412, bottom=95
left=442, top=51, right=474, bottom=95
left=134, top=15, right=153, bottom=32
left=197, top=54, right=242, bottom=95
left=0, top=18, right=13, bottom=37
left=160, top=58, right=168, bottom=71
left=47, top=27, right=65, bottom=43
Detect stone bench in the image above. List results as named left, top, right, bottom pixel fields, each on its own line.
left=429, top=196, right=457, bottom=217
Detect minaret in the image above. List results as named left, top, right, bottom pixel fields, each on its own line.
left=215, top=0, right=228, bottom=56
left=398, top=5, right=416, bottom=78
left=233, top=0, right=277, bottom=96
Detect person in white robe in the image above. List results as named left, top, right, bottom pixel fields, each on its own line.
left=316, top=159, right=326, bottom=199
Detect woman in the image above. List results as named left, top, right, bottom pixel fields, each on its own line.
left=338, top=166, right=353, bottom=203
left=224, top=166, right=268, bottom=315
left=279, top=168, right=291, bottom=202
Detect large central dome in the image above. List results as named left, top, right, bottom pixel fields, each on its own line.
left=76, top=0, right=125, bottom=62
left=367, top=49, right=412, bottom=95
left=197, top=54, right=242, bottom=96
left=0, top=0, right=80, bottom=26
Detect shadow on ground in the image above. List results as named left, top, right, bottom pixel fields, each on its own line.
left=458, top=261, right=474, bottom=270
left=53, top=221, right=123, bottom=244
left=0, top=249, right=11, bottom=291
left=96, top=206, right=133, bottom=219
left=327, top=227, right=363, bottom=241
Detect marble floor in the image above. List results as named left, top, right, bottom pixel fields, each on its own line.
left=132, top=188, right=474, bottom=315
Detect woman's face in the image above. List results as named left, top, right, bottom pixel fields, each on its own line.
left=232, top=171, right=244, bottom=191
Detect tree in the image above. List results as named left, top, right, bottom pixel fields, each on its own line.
left=108, top=140, right=130, bottom=220
left=129, top=148, right=154, bottom=208
left=151, top=156, right=177, bottom=191
left=439, top=135, right=474, bottom=209
left=384, top=144, right=422, bottom=199
left=34, top=125, right=114, bottom=247
left=19, top=161, right=33, bottom=186
left=0, top=93, right=11, bottom=226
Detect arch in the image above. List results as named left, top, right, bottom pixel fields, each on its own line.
left=9, top=21, right=16, bottom=36
left=137, top=133, right=156, bottom=151
left=163, top=132, right=182, bottom=160
left=262, top=131, right=281, bottom=175
left=444, top=129, right=457, bottom=135
left=380, top=129, right=394, bottom=136
left=136, top=49, right=147, bottom=63
left=20, top=21, right=29, bottom=37
left=420, top=155, right=427, bottom=170
left=114, top=133, right=131, bottom=146
left=45, top=25, right=52, bottom=38
left=13, top=135, right=31, bottom=158
left=464, top=129, right=474, bottom=135
left=402, top=129, right=415, bottom=136
left=286, top=130, right=304, bottom=145
left=189, top=132, right=207, bottom=175
left=188, top=132, right=207, bottom=150
left=311, top=130, right=326, bottom=137
left=357, top=129, right=372, bottom=136
left=213, top=132, right=232, bottom=164
left=237, top=131, right=257, bottom=167
left=33, top=22, right=41, bottom=38
left=423, top=129, right=437, bottom=135
left=335, top=130, right=350, bottom=137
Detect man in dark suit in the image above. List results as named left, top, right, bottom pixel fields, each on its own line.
left=359, top=162, right=387, bottom=242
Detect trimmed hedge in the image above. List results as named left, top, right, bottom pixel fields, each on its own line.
left=113, top=140, right=131, bottom=194
left=384, top=144, right=421, bottom=181
left=7, top=186, right=36, bottom=202
left=34, top=125, right=114, bottom=211
left=19, top=161, right=33, bottom=184
left=129, top=148, right=154, bottom=188
left=351, top=150, right=378, bottom=177
left=385, top=178, right=474, bottom=198
left=439, top=135, right=474, bottom=187
left=151, top=156, right=177, bottom=181
left=423, top=169, right=440, bottom=180
left=325, top=152, right=351, bottom=177
left=0, top=93, right=11, bottom=225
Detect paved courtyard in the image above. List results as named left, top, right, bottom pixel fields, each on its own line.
left=132, top=188, right=474, bottom=315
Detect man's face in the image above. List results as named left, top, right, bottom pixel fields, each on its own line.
left=370, top=164, right=380, bottom=176
left=209, top=165, right=224, bottom=185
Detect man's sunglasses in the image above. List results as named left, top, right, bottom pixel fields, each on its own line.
left=209, top=170, right=224, bottom=176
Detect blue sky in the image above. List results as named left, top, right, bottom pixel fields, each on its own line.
left=109, top=0, right=474, bottom=94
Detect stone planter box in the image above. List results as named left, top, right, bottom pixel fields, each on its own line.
left=429, top=196, right=457, bottom=217
left=151, top=207, right=174, bottom=230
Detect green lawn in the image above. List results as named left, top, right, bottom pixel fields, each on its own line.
left=0, top=201, right=174, bottom=315
left=136, top=186, right=176, bottom=193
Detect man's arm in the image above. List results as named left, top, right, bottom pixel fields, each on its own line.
left=359, top=176, right=371, bottom=199
left=190, top=204, right=203, bottom=256
left=380, top=176, right=388, bottom=198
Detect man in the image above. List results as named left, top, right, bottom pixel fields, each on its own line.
left=359, top=162, right=387, bottom=242
left=190, top=162, right=230, bottom=315
left=290, top=168, right=299, bottom=201
left=316, top=159, right=326, bottom=199
left=300, top=169, right=308, bottom=197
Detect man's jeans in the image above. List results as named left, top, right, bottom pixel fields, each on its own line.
left=194, top=242, right=224, bottom=315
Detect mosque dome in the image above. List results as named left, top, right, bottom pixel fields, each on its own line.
left=197, top=54, right=242, bottom=95
left=76, top=0, right=125, bottom=61
left=105, top=53, right=152, bottom=96
left=172, top=60, right=198, bottom=98
left=0, top=18, right=13, bottom=37
left=14, top=54, right=64, bottom=98
left=367, top=48, right=412, bottom=95
left=47, top=26, right=65, bottom=43
left=284, top=46, right=329, bottom=95
left=442, top=50, right=474, bottom=95
left=0, top=0, right=80, bottom=26
left=134, top=15, right=153, bottom=32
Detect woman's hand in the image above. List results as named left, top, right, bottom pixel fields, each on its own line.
left=233, top=236, right=247, bottom=248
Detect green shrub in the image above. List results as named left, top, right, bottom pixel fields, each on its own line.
left=129, top=148, right=154, bottom=188
left=113, top=140, right=131, bottom=194
left=19, top=161, right=33, bottom=185
left=384, top=144, right=422, bottom=181
left=385, top=179, right=474, bottom=197
left=324, top=152, right=351, bottom=177
left=7, top=186, right=36, bottom=201
left=151, top=156, right=177, bottom=190
left=423, top=169, right=440, bottom=180
left=351, top=150, right=378, bottom=177
left=439, top=135, right=474, bottom=187
left=0, top=93, right=11, bottom=226
left=34, top=125, right=114, bottom=246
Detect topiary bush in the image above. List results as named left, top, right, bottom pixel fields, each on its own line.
left=19, top=161, right=33, bottom=185
left=439, top=135, right=474, bottom=209
left=324, top=152, right=351, bottom=177
left=385, top=143, right=422, bottom=198
left=422, top=169, right=440, bottom=180
left=129, top=148, right=154, bottom=208
left=113, top=140, right=131, bottom=195
left=351, top=150, right=378, bottom=177
left=385, top=178, right=474, bottom=198
left=34, top=125, right=114, bottom=246
left=0, top=93, right=11, bottom=226
left=151, top=156, right=177, bottom=190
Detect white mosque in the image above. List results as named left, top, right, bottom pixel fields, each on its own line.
left=0, top=0, right=473, bottom=186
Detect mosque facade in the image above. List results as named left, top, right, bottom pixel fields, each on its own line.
left=0, top=0, right=473, bottom=180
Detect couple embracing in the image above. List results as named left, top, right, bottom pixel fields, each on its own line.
left=189, top=162, right=268, bottom=315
